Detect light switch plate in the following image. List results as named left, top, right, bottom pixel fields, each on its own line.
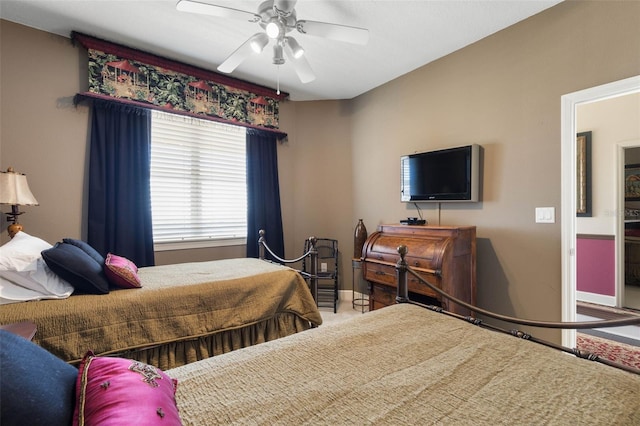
left=535, top=207, right=555, bottom=223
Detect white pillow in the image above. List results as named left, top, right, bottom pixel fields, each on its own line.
left=0, top=273, right=72, bottom=304
left=0, top=277, right=46, bottom=304
left=0, top=231, right=52, bottom=272
left=0, top=258, right=73, bottom=298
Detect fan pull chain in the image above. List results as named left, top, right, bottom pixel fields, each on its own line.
left=276, top=65, right=281, bottom=95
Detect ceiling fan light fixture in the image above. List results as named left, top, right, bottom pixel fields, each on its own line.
left=249, top=33, right=269, bottom=53
left=177, top=0, right=368, bottom=86
left=285, top=36, right=304, bottom=58
left=265, top=20, right=281, bottom=38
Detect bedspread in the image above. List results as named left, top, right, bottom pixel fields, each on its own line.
left=0, top=258, right=322, bottom=366
left=169, top=303, right=640, bottom=425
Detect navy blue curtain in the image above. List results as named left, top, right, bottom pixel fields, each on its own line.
left=87, top=100, right=155, bottom=266
left=246, top=129, right=284, bottom=260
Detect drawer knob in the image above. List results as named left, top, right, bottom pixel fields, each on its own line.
left=375, top=271, right=385, bottom=276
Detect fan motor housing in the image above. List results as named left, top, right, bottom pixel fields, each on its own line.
left=258, top=0, right=297, bottom=34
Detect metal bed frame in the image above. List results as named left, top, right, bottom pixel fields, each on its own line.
left=258, top=230, right=320, bottom=306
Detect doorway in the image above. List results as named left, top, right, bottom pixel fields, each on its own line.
left=621, top=146, right=640, bottom=311
left=560, top=75, right=640, bottom=348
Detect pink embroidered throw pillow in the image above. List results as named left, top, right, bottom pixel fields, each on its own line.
left=103, top=253, right=141, bottom=289
left=73, top=352, right=180, bottom=426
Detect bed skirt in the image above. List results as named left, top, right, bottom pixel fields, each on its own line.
left=96, top=313, right=311, bottom=370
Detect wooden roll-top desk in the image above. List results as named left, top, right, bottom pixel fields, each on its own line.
left=361, top=224, right=476, bottom=316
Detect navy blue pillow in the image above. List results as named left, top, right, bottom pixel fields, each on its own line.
left=0, top=330, right=78, bottom=426
left=41, top=243, right=110, bottom=294
left=62, top=238, right=105, bottom=265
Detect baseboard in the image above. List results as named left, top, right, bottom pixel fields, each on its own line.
left=577, top=291, right=616, bottom=307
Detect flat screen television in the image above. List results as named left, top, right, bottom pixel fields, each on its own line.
left=401, top=144, right=480, bottom=202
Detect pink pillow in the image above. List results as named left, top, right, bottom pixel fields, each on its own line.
left=104, top=253, right=141, bottom=289
left=73, top=352, right=180, bottom=426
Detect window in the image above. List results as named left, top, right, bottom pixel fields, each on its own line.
left=150, top=110, right=247, bottom=250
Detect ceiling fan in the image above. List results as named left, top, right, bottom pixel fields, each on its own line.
left=176, top=0, right=369, bottom=84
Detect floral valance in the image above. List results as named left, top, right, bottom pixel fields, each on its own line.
left=72, top=32, right=287, bottom=138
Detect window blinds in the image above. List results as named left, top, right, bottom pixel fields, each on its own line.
left=150, top=110, right=247, bottom=247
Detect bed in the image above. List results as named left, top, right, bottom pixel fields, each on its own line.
left=0, top=232, right=322, bottom=370
left=167, top=303, right=640, bottom=425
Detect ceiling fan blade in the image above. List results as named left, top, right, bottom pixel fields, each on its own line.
left=284, top=44, right=315, bottom=83
left=217, top=37, right=255, bottom=73
left=273, top=0, right=297, bottom=17
left=176, top=0, right=259, bottom=23
left=296, top=20, right=369, bottom=45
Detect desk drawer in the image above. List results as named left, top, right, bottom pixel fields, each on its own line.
left=363, top=262, right=396, bottom=286
left=364, top=261, right=440, bottom=300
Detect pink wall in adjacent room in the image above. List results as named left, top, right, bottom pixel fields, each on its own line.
left=576, top=237, right=615, bottom=296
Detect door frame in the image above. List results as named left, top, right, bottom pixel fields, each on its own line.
left=561, top=75, right=640, bottom=347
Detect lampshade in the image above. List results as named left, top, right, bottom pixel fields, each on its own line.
left=249, top=33, right=269, bottom=54
left=285, top=36, right=304, bottom=59
left=1, top=167, right=39, bottom=238
left=0, top=168, right=39, bottom=206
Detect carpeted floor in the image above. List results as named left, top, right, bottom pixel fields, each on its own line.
left=577, top=332, right=640, bottom=370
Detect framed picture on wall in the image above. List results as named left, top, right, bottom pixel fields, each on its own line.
left=625, top=163, right=640, bottom=200
left=577, top=131, right=592, bottom=217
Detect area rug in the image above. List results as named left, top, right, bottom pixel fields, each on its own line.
left=576, top=333, right=640, bottom=370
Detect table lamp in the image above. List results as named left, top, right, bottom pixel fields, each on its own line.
left=0, top=167, right=39, bottom=238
